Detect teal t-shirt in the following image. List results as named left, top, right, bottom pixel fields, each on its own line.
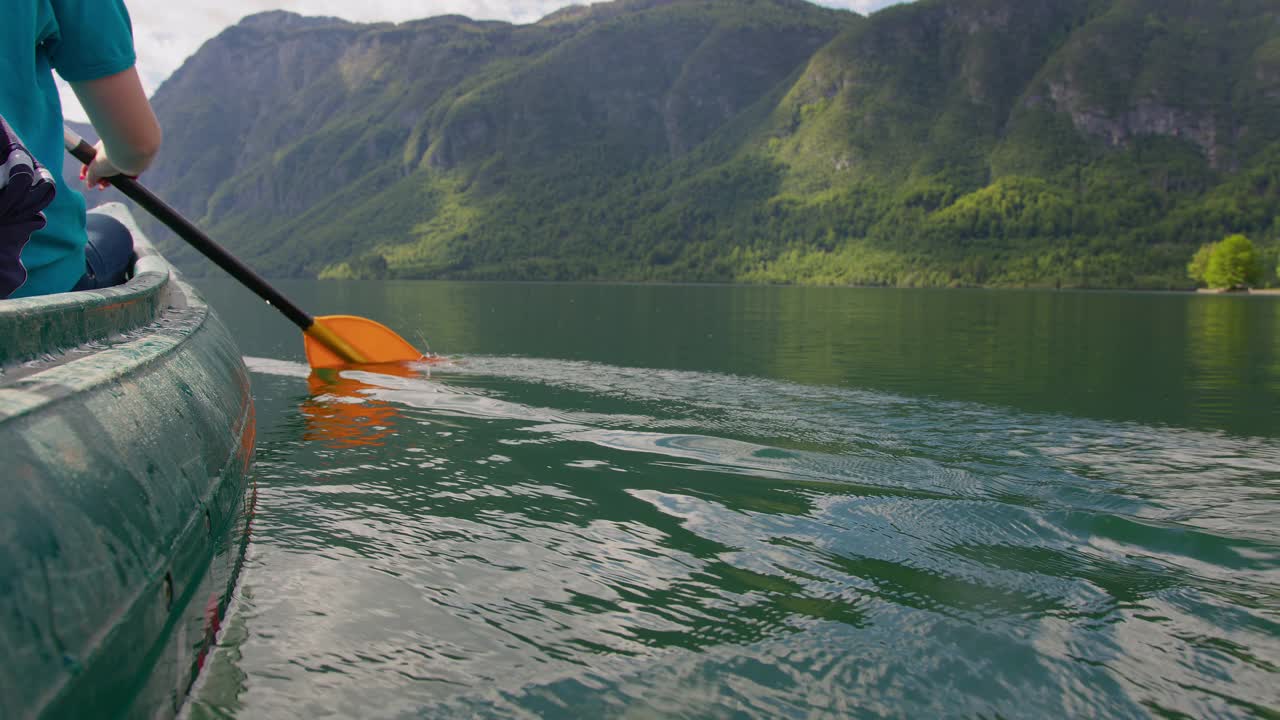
left=0, top=0, right=137, bottom=297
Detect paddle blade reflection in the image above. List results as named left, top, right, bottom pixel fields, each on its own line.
left=303, top=367, right=411, bottom=449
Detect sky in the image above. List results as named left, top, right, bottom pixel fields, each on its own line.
left=60, top=0, right=910, bottom=121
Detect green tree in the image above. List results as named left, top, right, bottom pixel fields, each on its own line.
left=1187, top=243, right=1214, bottom=285
left=1204, top=234, right=1261, bottom=289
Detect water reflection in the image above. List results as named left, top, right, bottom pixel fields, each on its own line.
left=198, top=280, right=1280, bottom=436
left=190, top=356, right=1280, bottom=719
left=1187, top=296, right=1258, bottom=383
left=303, top=366, right=414, bottom=450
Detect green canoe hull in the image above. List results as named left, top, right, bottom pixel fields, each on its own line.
left=0, top=204, right=255, bottom=719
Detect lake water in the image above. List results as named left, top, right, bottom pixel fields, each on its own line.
left=186, top=280, right=1279, bottom=718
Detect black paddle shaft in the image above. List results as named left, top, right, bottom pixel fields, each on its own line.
left=66, top=136, right=315, bottom=331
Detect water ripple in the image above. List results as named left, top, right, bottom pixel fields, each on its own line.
left=190, top=356, right=1280, bottom=719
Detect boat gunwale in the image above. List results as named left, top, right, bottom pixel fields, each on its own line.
left=0, top=205, right=173, bottom=368
left=0, top=205, right=216, bottom=423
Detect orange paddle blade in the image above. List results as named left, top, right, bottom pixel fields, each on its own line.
left=303, top=315, right=424, bottom=369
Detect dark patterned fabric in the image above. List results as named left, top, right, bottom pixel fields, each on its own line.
left=71, top=213, right=134, bottom=291
left=0, top=115, right=55, bottom=298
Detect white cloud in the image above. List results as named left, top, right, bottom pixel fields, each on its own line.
left=61, top=0, right=908, bottom=121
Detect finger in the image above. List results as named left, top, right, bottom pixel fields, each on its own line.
left=86, top=162, right=111, bottom=187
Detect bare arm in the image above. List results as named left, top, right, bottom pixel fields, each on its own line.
left=70, top=67, right=162, bottom=182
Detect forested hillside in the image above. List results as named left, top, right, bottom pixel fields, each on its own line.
left=138, top=0, right=1280, bottom=288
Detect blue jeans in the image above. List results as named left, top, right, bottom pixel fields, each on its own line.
left=71, top=213, right=134, bottom=292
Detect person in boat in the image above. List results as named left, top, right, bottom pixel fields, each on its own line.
left=0, top=0, right=162, bottom=298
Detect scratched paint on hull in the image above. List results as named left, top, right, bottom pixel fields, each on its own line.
left=0, top=204, right=256, bottom=720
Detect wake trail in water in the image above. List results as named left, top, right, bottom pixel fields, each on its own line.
left=247, top=355, right=1280, bottom=544
left=234, top=355, right=1280, bottom=718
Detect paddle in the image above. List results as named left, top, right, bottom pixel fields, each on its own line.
left=63, top=126, right=423, bottom=369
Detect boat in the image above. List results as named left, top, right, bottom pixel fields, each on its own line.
left=0, top=203, right=255, bottom=719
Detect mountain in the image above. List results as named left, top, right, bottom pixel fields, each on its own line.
left=137, top=0, right=1280, bottom=288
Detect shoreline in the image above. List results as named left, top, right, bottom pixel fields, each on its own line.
left=188, top=275, right=1280, bottom=295
left=1197, top=288, right=1280, bottom=296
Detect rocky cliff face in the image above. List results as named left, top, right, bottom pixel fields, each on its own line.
left=1016, top=0, right=1280, bottom=172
